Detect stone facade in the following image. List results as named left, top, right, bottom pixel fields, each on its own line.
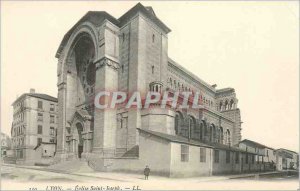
left=54, top=3, right=245, bottom=176
left=11, top=89, right=58, bottom=165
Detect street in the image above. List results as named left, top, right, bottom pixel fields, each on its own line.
left=1, top=164, right=299, bottom=190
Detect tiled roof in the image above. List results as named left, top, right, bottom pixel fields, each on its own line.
left=138, top=128, right=213, bottom=148
left=276, top=149, right=294, bottom=159
left=239, top=139, right=274, bottom=150
left=277, top=148, right=298, bottom=155
left=13, top=93, right=57, bottom=105
left=138, top=128, right=256, bottom=154
left=27, top=93, right=58, bottom=102
left=168, top=58, right=215, bottom=93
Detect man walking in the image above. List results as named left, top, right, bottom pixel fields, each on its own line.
left=144, top=165, right=150, bottom=180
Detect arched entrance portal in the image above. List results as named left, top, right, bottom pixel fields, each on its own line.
left=76, top=123, right=84, bottom=158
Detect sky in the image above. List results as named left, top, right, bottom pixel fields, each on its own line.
left=1, top=1, right=299, bottom=152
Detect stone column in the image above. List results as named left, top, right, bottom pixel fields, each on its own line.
left=92, top=57, right=119, bottom=157
left=91, top=22, right=119, bottom=159
left=55, top=82, right=68, bottom=161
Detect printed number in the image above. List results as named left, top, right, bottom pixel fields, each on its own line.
left=29, top=188, right=37, bottom=190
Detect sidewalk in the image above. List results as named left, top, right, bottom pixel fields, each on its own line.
left=1, top=163, right=295, bottom=182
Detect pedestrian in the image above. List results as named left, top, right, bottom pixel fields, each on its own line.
left=144, top=165, right=150, bottom=180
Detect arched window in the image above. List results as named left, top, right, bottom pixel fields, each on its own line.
left=215, top=127, right=219, bottom=143
left=219, top=126, right=224, bottom=144
left=152, top=34, right=155, bottom=43
left=225, top=100, right=229, bottom=110
left=189, top=116, right=196, bottom=139
left=151, top=65, right=154, bottom=74
left=230, top=99, right=234, bottom=109
left=210, top=124, right=216, bottom=142
left=226, top=129, right=231, bottom=146
left=200, top=123, right=204, bottom=141
left=174, top=112, right=183, bottom=135
left=204, top=122, right=209, bottom=141
left=219, top=101, right=223, bottom=111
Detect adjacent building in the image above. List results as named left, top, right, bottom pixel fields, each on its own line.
left=11, top=89, right=58, bottom=165
left=275, top=148, right=299, bottom=170
left=1, top=132, right=11, bottom=157
left=238, top=139, right=276, bottom=171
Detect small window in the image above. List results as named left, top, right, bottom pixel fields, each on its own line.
left=246, top=153, right=249, bottom=164
left=122, top=33, right=125, bottom=42
left=121, top=65, right=124, bottom=73
left=226, top=151, right=231, bottom=163
left=50, top=127, right=55, bottom=136
left=181, top=145, right=189, bottom=162
left=50, top=115, right=55, bottom=123
left=37, top=113, right=43, bottom=121
left=38, top=125, right=43, bottom=134
left=50, top=139, right=55, bottom=143
left=152, top=34, right=155, bottom=43
left=151, top=65, right=154, bottom=74
left=214, top=150, right=219, bottom=163
left=50, top=104, right=55, bottom=111
left=38, top=101, right=43, bottom=109
left=200, top=148, right=206, bottom=162
left=252, top=155, right=255, bottom=164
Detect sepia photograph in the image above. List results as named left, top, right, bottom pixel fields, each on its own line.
left=1, top=1, right=299, bottom=190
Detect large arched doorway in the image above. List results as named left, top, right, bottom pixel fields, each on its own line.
left=74, top=33, right=96, bottom=106
left=65, top=33, right=95, bottom=159
left=76, top=123, right=84, bottom=158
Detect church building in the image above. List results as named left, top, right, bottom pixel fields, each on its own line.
left=54, top=3, right=255, bottom=177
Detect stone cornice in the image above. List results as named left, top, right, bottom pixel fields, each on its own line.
left=95, top=57, right=120, bottom=71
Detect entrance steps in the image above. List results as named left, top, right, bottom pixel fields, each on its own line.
left=47, top=159, right=94, bottom=173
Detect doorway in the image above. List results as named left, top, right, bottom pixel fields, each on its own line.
left=76, top=123, right=84, bottom=158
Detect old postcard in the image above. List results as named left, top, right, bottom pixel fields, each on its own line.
left=1, top=1, right=299, bottom=190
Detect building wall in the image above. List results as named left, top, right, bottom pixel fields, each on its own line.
left=170, top=143, right=212, bottom=177
left=141, top=108, right=175, bottom=135
left=11, top=93, right=58, bottom=165
left=109, top=132, right=172, bottom=176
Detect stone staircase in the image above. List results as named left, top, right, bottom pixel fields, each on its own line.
left=47, top=159, right=94, bottom=173
left=122, top=145, right=139, bottom=157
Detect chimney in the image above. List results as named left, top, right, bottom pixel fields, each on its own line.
left=212, top=84, right=217, bottom=88
left=30, top=88, right=35, bottom=94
